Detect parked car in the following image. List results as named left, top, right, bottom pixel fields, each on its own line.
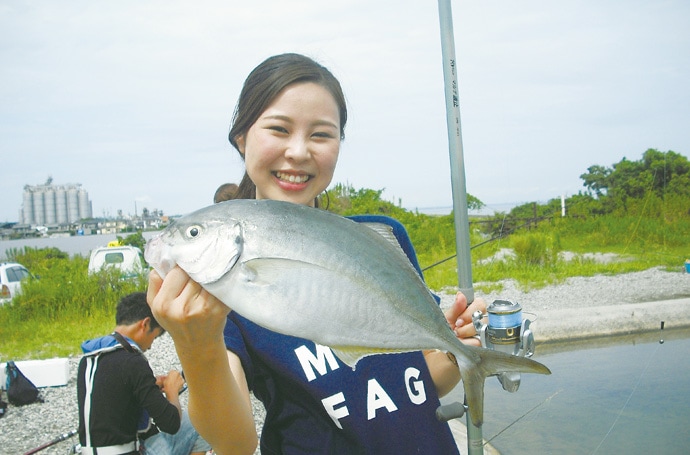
left=87, top=245, right=146, bottom=279
left=0, top=262, right=32, bottom=305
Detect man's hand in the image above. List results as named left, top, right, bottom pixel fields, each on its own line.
left=161, top=370, right=185, bottom=398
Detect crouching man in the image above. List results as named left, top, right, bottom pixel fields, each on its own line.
left=77, top=292, right=211, bottom=455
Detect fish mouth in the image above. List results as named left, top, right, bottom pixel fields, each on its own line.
left=274, top=171, right=311, bottom=184
left=144, top=234, right=176, bottom=278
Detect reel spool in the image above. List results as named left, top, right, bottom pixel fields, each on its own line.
left=472, top=299, right=535, bottom=392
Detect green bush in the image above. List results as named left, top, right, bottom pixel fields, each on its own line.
left=509, top=232, right=561, bottom=267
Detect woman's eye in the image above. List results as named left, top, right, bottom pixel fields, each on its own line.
left=186, top=225, right=202, bottom=238
left=268, top=126, right=288, bottom=134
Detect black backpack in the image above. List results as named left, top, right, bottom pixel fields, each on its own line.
left=5, top=361, right=43, bottom=406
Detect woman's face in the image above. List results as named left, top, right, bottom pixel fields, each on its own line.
left=235, top=82, right=341, bottom=206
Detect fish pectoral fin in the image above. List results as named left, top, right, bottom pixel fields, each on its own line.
left=241, top=257, right=325, bottom=286
left=331, top=346, right=410, bottom=369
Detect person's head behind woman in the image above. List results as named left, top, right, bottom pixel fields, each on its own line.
left=228, top=53, right=347, bottom=204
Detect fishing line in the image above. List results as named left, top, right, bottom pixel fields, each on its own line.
left=521, top=311, right=538, bottom=322
left=421, top=199, right=571, bottom=272
left=422, top=216, right=529, bottom=272
left=484, top=390, right=562, bottom=446
left=621, top=166, right=660, bottom=256
left=590, top=321, right=665, bottom=455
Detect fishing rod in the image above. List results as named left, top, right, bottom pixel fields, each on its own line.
left=23, top=429, right=78, bottom=455
left=436, top=0, right=474, bottom=306
left=435, top=1, right=483, bottom=452
left=435, top=2, right=546, bottom=453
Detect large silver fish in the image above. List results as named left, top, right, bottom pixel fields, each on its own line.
left=144, top=199, right=550, bottom=426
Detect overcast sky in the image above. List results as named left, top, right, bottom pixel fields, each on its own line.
left=2, top=0, right=688, bottom=222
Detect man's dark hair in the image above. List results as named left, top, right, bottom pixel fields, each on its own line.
left=115, top=292, right=164, bottom=333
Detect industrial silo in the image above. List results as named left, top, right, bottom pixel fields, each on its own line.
left=32, top=191, right=45, bottom=225
left=22, top=190, right=34, bottom=224
left=56, top=187, right=68, bottom=224
left=67, top=187, right=79, bottom=223
left=44, top=187, right=57, bottom=224
left=78, top=188, right=92, bottom=219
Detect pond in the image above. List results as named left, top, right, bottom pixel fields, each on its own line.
left=444, top=328, right=690, bottom=455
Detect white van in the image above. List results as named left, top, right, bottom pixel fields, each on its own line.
left=88, top=245, right=145, bottom=278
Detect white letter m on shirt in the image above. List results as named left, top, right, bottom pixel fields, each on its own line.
left=295, top=343, right=340, bottom=382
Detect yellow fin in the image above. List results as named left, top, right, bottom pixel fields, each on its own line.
left=331, top=345, right=415, bottom=369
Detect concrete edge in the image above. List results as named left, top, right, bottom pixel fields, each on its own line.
left=529, top=298, right=690, bottom=343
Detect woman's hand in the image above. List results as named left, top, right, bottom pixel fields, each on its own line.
left=444, top=291, right=486, bottom=346
left=147, top=267, right=230, bottom=348
left=426, top=292, right=488, bottom=396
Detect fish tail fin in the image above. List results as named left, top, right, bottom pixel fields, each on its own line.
left=451, top=345, right=551, bottom=427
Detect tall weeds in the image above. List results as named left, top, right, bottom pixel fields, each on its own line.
left=0, top=247, right=147, bottom=359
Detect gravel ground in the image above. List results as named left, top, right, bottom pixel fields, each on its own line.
left=461, top=265, right=690, bottom=311
left=2, top=267, right=689, bottom=454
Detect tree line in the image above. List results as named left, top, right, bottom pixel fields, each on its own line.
left=324, top=149, right=689, bottom=243
left=496, top=149, right=689, bottom=224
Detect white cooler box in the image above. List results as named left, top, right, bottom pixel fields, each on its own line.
left=1, top=358, right=70, bottom=388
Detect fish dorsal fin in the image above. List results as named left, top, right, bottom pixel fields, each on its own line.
left=360, top=222, right=410, bottom=261
left=331, top=345, right=415, bottom=369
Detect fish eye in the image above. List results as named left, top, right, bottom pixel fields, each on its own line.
left=186, top=225, right=202, bottom=238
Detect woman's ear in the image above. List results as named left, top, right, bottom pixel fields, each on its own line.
left=235, top=134, right=246, bottom=155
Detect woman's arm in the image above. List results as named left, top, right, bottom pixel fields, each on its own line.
left=148, top=268, right=258, bottom=455
left=425, top=291, right=486, bottom=397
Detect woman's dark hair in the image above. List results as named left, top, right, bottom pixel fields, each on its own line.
left=228, top=53, right=347, bottom=203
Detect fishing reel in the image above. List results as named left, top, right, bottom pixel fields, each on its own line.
left=436, top=298, right=537, bottom=423
left=472, top=299, right=535, bottom=393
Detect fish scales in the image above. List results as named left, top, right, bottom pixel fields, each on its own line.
left=145, top=199, right=551, bottom=426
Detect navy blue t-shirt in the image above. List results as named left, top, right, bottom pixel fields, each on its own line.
left=224, top=216, right=460, bottom=454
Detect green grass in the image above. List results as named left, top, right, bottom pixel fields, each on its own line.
left=418, top=215, right=688, bottom=292
left=1, top=313, right=113, bottom=359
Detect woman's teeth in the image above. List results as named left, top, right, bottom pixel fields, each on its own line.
left=276, top=171, right=309, bottom=183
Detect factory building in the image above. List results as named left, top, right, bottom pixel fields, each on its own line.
left=21, top=180, right=93, bottom=226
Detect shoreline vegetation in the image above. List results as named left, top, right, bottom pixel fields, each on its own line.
left=2, top=149, right=689, bottom=359
left=1, top=224, right=686, bottom=361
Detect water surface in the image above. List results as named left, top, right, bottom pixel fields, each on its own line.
left=0, top=232, right=158, bottom=259
left=449, top=329, right=690, bottom=454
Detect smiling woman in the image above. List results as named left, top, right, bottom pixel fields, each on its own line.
left=235, top=82, right=341, bottom=206
left=145, top=53, right=491, bottom=455
left=227, top=53, right=348, bottom=206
